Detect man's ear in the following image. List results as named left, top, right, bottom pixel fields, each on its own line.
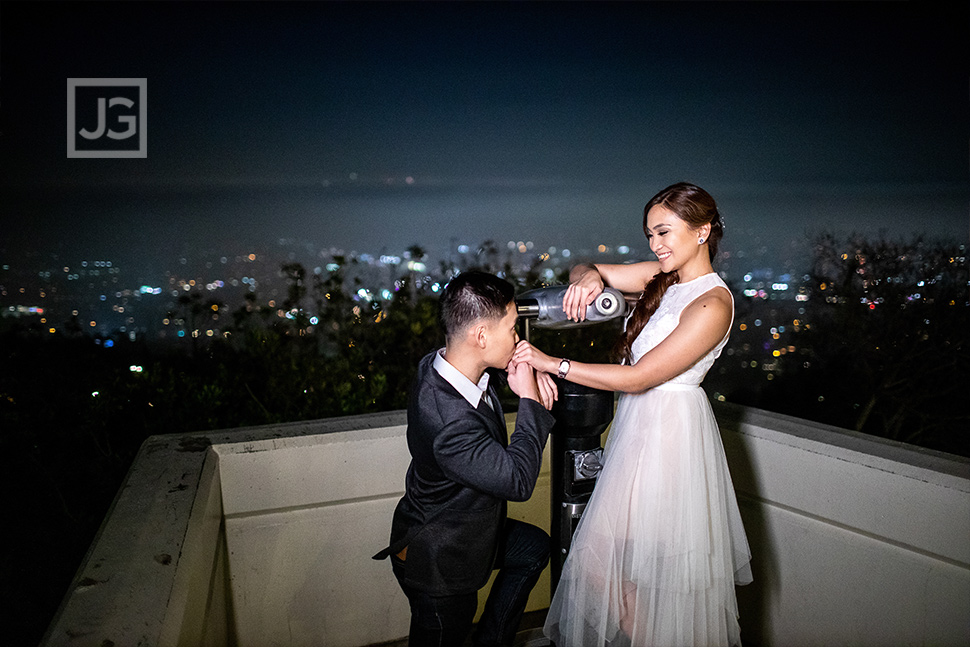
left=470, top=322, right=488, bottom=350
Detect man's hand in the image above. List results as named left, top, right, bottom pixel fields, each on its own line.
left=506, top=357, right=540, bottom=403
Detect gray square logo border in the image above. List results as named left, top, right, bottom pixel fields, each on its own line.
left=67, top=78, right=148, bottom=158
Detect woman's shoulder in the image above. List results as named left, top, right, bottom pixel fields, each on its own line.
left=682, top=281, right=733, bottom=319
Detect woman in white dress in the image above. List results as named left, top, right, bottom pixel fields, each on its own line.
left=513, top=182, right=752, bottom=646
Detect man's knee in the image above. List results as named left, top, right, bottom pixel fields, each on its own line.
left=507, top=519, right=550, bottom=569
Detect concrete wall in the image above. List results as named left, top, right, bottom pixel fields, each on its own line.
left=213, top=416, right=553, bottom=647
left=42, top=405, right=970, bottom=647
left=216, top=425, right=410, bottom=647
left=717, top=404, right=970, bottom=647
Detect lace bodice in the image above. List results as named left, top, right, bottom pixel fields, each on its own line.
left=629, top=272, right=734, bottom=386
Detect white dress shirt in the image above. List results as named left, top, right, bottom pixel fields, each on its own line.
left=433, top=347, right=493, bottom=409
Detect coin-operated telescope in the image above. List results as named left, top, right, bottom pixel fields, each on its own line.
left=515, top=285, right=627, bottom=592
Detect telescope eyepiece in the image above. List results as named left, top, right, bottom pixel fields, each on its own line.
left=516, top=298, right=540, bottom=318
left=594, top=292, right=621, bottom=317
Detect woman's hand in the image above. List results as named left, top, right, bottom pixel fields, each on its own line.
left=511, top=340, right=558, bottom=375
left=536, top=371, right=558, bottom=410
left=564, top=265, right=605, bottom=321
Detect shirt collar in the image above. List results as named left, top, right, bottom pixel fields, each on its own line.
left=433, top=348, right=490, bottom=408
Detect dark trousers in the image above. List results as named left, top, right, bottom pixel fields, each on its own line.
left=391, top=519, right=550, bottom=647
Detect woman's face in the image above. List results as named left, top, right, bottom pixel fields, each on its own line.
left=645, top=204, right=701, bottom=273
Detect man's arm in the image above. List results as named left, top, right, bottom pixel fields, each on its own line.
left=433, top=399, right=553, bottom=502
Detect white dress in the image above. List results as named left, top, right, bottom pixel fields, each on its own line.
left=544, top=273, right=753, bottom=647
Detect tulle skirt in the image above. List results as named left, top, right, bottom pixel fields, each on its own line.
left=544, top=384, right=752, bottom=647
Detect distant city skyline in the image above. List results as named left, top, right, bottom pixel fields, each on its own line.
left=3, top=218, right=961, bottom=345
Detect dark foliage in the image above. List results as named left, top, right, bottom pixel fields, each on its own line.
left=723, top=233, right=969, bottom=456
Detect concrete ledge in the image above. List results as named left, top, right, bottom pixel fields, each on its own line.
left=41, top=411, right=408, bottom=647
left=158, top=447, right=228, bottom=647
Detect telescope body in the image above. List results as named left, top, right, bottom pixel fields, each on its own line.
left=516, top=286, right=627, bottom=329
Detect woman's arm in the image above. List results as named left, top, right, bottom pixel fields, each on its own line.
left=515, top=286, right=732, bottom=393
left=564, top=261, right=661, bottom=321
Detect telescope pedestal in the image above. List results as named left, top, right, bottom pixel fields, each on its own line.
left=549, top=381, right=614, bottom=594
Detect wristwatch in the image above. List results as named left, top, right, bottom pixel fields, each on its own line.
left=557, top=358, right=571, bottom=379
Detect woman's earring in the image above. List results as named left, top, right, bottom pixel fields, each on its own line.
left=698, top=237, right=706, bottom=244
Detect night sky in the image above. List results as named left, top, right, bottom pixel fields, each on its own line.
left=1, top=1, right=967, bottom=273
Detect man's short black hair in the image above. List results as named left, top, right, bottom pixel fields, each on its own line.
left=440, top=271, right=515, bottom=342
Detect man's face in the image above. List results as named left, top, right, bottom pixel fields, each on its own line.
left=483, top=302, right=519, bottom=369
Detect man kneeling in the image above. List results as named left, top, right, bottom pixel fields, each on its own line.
left=374, top=270, right=556, bottom=646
